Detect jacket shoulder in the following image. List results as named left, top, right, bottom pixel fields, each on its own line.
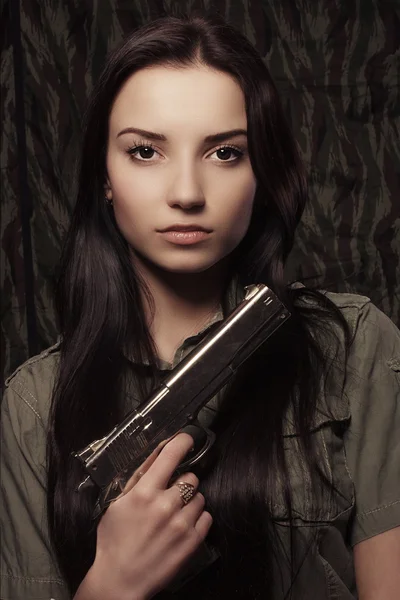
left=4, top=342, right=61, bottom=426
left=322, top=291, right=398, bottom=341
left=5, top=341, right=61, bottom=386
left=321, top=290, right=371, bottom=311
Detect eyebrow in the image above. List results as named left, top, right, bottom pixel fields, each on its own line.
left=116, top=127, right=247, bottom=144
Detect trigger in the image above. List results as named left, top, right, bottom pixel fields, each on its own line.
left=180, top=424, right=208, bottom=455
left=176, top=423, right=215, bottom=472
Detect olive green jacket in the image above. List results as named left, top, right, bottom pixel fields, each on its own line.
left=1, top=291, right=400, bottom=599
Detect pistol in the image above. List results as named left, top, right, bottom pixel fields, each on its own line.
left=74, top=284, right=290, bottom=516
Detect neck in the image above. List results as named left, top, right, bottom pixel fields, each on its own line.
left=133, top=255, right=230, bottom=363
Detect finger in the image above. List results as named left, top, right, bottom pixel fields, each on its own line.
left=122, top=444, right=161, bottom=494
left=194, top=511, right=213, bottom=540
left=180, top=492, right=206, bottom=525
left=142, top=432, right=195, bottom=490
left=165, top=472, right=199, bottom=510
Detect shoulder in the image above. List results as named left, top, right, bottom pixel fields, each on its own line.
left=321, top=290, right=400, bottom=365
left=3, top=341, right=61, bottom=428
left=294, top=282, right=399, bottom=356
left=294, top=285, right=399, bottom=360
left=321, top=290, right=371, bottom=312
left=5, top=340, right=61, bottom=388
left=298, top=287, right=373, bottom=330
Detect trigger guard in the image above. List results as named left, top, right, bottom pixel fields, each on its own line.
left=175, top=424, right=215, bottom=472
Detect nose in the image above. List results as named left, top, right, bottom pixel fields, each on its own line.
left=166, top=163, right=206, bottom=211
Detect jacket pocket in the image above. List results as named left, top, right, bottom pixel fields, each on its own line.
left=270, top=396, right=355, bottom=525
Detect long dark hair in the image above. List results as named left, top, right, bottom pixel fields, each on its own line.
left=47, top=11, right=350, bottom=598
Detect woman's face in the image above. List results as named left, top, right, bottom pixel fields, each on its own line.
left=106, top=64, right=257, bottom=274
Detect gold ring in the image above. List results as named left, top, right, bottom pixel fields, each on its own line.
left=175, top=481, right=196, bottom=506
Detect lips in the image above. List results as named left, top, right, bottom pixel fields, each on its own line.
left=158, top=224, right=212, bottom=233
left=157, top=225, right=212, bottom=246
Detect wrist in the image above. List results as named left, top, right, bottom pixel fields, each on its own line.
left=73, top=564, right=147, bottom=600
left=73, top=566, right=106, bottom=600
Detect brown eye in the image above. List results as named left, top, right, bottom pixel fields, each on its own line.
left=136, top=146, right=155, bottom=159
left=126, top=142, right=159, bottom=161
left=216, top=148, right=234, bottom=160
left=212, top=146, right=243, bottom=162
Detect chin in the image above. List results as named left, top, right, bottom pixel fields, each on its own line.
left=161, top=261, right=217, bottom=274
left=132, top=246, right=232, bottom=276
left=154, top=254, right=223, bottom=274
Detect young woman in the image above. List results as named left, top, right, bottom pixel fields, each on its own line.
left=1, top=12, right=399, bottom=600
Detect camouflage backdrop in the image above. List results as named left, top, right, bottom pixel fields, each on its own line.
left=1, top=0, right=399, bottom=387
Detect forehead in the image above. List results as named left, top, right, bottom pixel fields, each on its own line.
left=109, top=65, right=247, bottom=135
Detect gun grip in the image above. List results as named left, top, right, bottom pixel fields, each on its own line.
left=173, top=423, right=215, bottom=475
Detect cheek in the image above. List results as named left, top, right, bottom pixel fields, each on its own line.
left=109, top=176, right=159, bottom=232
left=224, top=182, right=256, bottom=240
left=111, top=177, right=153, bottom=212
left=229, top=201, right=254, bottom=244
left=107, top=153, right=160, bottom=211
left=111, top=186, right=154, bottom=245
